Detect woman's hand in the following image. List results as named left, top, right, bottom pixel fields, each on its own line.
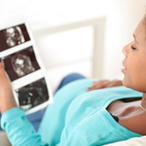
left=87, top=79, right=123, bottom=91
left=0, top=59, right=17, bottom=114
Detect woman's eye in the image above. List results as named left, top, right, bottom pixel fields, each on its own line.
left=131, top=45, right=136, bottom=50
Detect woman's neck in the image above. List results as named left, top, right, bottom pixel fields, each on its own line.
left=140, top=93, right=146, bottom=109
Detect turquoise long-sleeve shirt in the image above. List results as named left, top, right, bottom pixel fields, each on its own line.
left=1, top=79, right=143, bottom=146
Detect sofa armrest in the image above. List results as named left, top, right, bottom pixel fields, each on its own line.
left=0, top=131, right=11, bottom=146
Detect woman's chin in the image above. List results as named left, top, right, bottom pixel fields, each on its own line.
left=122, top=78, right=133, bottom=89
left=123, top=81, right=144, bottom=92
left=122, top=77, right=128, bottom=87
left=122, top=77, right=145, bottom=92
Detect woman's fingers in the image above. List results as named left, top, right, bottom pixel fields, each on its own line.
left=0, top=59, right=17, bottom=114
left=87, top=80, right=110, bottom=91
left=87, top=80, right=123, bottom=91
left=106, top=80, right=123, bottom=88
left=0, top=58, right=5, bottom=74
left=92, top=80, right=109, bottom=85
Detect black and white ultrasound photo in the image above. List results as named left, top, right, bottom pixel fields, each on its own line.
left=15, top=78, right=49, bottom=111
left=0, top=24, right=30, bottom=51
left=3, top=46, right=40, bottom=81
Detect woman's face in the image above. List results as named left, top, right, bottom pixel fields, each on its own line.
left=122, top=16, right=146, bottom=92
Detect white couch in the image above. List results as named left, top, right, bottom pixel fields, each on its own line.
left=0, top=131, right=11, bottom=146
left=0, top=130, right=146, bottom=146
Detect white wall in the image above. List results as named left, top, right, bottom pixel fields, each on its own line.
left=101, top=0, right=146, bottom=79
left=0, top=0, right=146, bottom=90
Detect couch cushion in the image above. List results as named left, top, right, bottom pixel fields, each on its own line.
left=0, top=131, right=11, bottom=146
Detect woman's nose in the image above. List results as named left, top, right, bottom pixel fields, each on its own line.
left=122, top=44, right=129, bottom=57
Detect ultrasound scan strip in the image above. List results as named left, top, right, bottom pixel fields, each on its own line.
left=3, top=46, right=40, bottom=81
left=0, top=24, right=30, bottom=52
left=15, top=78, right=49, bottom=111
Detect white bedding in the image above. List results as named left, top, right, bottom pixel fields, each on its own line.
left=1, top=130, right=146, bottom=146
left=104, top=136, right=146, bottom=146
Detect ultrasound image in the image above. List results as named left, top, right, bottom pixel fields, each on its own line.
left=5, top=26, right=25, bottom=47
left=0, top=24, right=30, bottom=52
left=16, top=78, right=49, bottom=111
left=11, top=54, right=35, bottom=77
left=3, top=46, right=40, bottom=81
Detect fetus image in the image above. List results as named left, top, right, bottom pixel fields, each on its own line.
left=5, top=26, right=25, bottom=47
left=16, top=78, right=49, bottom=111
left=3, top=46, right=40, bottom=81
left=11, top=54, right=35, bottom=77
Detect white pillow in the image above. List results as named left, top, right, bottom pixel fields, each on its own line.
left=104, top=136, right=146, bottom=146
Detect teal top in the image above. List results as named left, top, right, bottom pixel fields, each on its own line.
left=1, top=79, right=143, bottom=146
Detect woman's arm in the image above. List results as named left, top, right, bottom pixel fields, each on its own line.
left=0, top=59, right=49, bottom=146
left=1, top=107, right=49, bottom=146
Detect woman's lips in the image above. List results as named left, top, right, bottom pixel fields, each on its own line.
left=121, top=67, right=127, bottom=73
left=122, top=60, right=127, bottom=73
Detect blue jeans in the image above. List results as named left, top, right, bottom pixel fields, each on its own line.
left=0, top=73, right=86, bottom=131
